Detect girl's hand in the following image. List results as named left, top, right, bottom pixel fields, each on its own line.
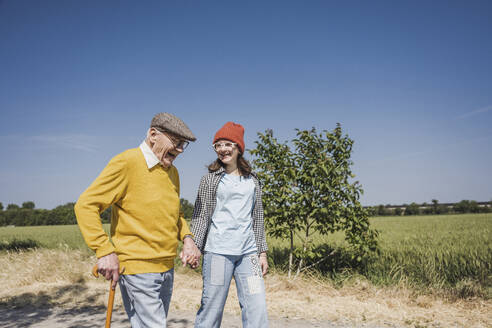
left=180, top=236, right=201, bottom=268
left=259, top=253, right=268, bottom=276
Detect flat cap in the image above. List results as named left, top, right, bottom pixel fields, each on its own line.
left=150, top=113, right=196, bottom=142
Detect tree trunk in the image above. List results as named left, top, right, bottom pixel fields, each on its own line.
left=288, top=230, right=294, bottom=278
left=295, top=225, right=310, bottom=278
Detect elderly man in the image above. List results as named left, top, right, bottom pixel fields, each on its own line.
left=75, top=113, right=201, bottom=328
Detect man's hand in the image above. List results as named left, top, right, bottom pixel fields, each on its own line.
left=259, top=253, right=268, bottom=276
left=180, top=236, right=201, bottom=269
left=97, top=252, right=120, bottom=289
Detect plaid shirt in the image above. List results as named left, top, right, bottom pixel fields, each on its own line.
left=191, top=167, right=268, bottom=254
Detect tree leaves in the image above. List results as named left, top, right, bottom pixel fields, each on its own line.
left=250, top=125, right=379, bottom=277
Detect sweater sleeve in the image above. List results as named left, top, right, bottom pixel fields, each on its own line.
left=177, top=211, right=193, bottom=241
left=75, top=153, right=128, bottom=258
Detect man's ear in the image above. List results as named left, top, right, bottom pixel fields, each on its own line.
left=147, top=128, right=157, bottom=143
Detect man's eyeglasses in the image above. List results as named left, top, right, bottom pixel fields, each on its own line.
left=155, top=129, right=189, bottom=150
left=212, top=142, right=237, bottom=151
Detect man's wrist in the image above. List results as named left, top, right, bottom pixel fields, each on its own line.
left=183, top=234, right=194, bottom=242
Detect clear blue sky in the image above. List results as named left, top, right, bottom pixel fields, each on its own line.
left=1, top=0, right=491, bottom=209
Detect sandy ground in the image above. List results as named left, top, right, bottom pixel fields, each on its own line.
left=0, top=306, right=393, bottom=328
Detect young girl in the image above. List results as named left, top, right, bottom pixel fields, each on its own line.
left=191, top=121, right=269, bottom=328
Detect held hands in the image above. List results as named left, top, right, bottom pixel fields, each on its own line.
left=180, top=236, right=201, bottom=269
left=96, top=252, right=121, bottom=289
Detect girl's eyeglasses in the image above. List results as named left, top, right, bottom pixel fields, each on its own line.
left=212, top=142, right=237, bottom=151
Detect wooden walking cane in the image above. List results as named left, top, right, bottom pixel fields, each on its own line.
left=92, top=265, right=125, bottom=328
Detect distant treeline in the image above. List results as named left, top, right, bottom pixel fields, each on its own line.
left=1, top=199, right=490, bottom=226
left=0, top=199, right=195, bottom=227
left=367, top=199, right=492, bottom=216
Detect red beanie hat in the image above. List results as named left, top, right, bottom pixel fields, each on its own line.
left=213, top=122, right=245, bottom=153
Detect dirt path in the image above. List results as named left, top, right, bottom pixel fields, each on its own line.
left=0, top=306, right=391, bottom=328
left=2, top=249, right=489, bottom=327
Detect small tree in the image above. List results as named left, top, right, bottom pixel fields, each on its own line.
left=22, top=201, right=35, bottom=210
left=250, top=125, right=378, bottom=278
left=0, top=202, right=3, bottom=211
left=51, top=203, right=76, bottom=225
left=6, top=204, right=19, bottom=211
left=469, top=201, right=480, bottom=213
left=405, top=202, right=420, bottom=215
left=431, top=199, right=439, bottom=214
left=454, top=200, right=471, bottom=214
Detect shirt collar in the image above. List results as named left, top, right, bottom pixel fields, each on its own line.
left=213, top=167, right=225, bottom=175
left=139, top=141, right=161, bottom=169
left=213, top=167, right=258, bottom=181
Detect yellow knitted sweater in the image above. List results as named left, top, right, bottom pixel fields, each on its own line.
left=75, top=147, right=191, bottom=274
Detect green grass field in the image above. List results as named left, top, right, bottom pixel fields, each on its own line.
left=366, top=214, right=491, bottom=293
left=1, top=213, right=491, bottom=297
left=0, top=224, right=109, bottom=250
left=264, top=214, right=491, bottom=295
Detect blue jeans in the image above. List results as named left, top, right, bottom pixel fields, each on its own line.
left=119, top=269, right=174, bottom=328
left=195, top=252, right=268, bottom=328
